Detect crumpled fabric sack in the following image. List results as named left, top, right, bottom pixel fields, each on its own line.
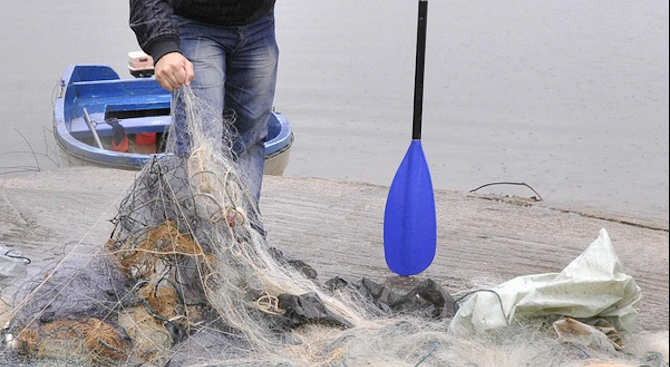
left=449, top=229, right=642, bottom=340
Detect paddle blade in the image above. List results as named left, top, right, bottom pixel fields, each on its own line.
left=384, top=140, right=437, bottom=276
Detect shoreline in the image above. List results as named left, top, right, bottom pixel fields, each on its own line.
left=1, top=167, right=668, bottom=332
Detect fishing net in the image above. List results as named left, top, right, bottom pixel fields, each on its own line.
left=0, top=88, right=667, bottom=367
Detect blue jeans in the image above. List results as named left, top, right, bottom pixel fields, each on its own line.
left=172, top=11, right=279, bottom=205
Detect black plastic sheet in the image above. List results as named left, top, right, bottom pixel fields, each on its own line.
left=325, top=276, right=459, bottom=320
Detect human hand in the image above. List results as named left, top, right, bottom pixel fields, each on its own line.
left=155, top=52, right=195, bottom=92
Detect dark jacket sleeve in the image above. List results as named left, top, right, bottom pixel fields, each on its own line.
left=129, top=0, right=181, bottom=64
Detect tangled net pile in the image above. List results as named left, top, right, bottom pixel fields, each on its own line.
left=1, top=88, right=667, bottom=367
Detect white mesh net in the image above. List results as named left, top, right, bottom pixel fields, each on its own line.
left=0, top=87, right=666, bottom=367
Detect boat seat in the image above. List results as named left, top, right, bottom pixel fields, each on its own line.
left=68, top=79, right=172, bottom=137
left=69, top=114, right=172, bottom=137
left=71, top=78, right=165, bottom=99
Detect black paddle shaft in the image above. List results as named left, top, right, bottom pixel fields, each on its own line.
left=412, top=0, right=428, bottom=140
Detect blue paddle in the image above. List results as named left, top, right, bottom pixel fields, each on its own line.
left=384, top=0, right=436, bottom=276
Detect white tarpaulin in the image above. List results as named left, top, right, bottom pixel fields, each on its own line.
left=449, top=229, right=642, bottom=340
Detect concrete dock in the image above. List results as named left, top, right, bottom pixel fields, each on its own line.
left=0, top=167, right=668, bottom=332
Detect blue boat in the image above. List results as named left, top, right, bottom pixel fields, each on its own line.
left=53, top=64, right=293, bottom=175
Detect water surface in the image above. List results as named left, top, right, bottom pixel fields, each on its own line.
left=1, top=0, right=668, bottom=221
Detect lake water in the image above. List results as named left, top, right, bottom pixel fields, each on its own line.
left=0, top=0, right=668, bottom=221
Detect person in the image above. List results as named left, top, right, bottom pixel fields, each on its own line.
left=130, top=0, right=279, bottom=205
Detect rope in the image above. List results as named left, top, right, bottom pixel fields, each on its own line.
left=454, top=289, right=510, bottom=326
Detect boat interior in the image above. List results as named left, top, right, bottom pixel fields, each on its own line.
left=60, top=65, right=287, bottom=155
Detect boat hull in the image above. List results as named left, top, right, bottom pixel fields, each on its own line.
left=56, top=135, right=293, bottom=176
